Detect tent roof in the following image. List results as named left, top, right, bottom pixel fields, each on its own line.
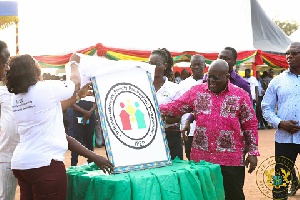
left=7, top=0, right=292, bottom=55
left=251, top=0, right=291, bottom=53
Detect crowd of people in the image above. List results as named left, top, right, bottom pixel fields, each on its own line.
left=243, top=68, right=276, bottom=130
left=1, top=37, right=300, bottom=200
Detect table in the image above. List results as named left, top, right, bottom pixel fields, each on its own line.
left=66, top=158, right=224, bottom=200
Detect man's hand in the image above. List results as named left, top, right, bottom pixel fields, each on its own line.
left=82, top=110, right=93, bottom=125
left=279, top=120, right=300, bottom=134
left=92, top=155, right=114, bottom=174
left=181, top=120, right=191, bottom=142
left=245, top=155, right=258, bottom=174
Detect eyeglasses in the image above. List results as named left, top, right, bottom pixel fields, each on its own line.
left=285, top=50, right=300, bottom=56
left=148, top=61, right=163, bottom=67
left=190, top=63, right=205, bottom=69
left=207, top=74, right=225, bottom=81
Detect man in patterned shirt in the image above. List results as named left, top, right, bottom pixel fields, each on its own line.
left=160, top=59, right=259, bottom=200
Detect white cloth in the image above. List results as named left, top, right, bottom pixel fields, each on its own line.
left=179, top=76, right=202, bottom=93
left=156, top=77, right=182, bottom=128
left=66, top=54, right=154, bottom=107
left=0, top=86, right=19, bottom=162
left=11, top=80, right=75, bottom=170
left=244, top=76, right=258, bottom=100
left=178, top=77, right=202, bottom=136
left=75, top=53, right=155, bottom=88
left=0, top=162, right=17, bottom=200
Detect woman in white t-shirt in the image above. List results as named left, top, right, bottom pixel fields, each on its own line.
left=149, top=48, right=183, bottom=160
left=6, top=54, right=113, bottom=199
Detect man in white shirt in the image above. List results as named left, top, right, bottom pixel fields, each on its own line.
left=179, top=54, right=205, bottom=160
left=244, top=69, right=258, bottom=108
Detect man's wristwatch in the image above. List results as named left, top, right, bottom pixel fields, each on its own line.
left=76, top=93, right=81, bottom=103
left=278, top=122, right=281, bottom=129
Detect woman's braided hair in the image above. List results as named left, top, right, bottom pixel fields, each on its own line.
left=151, top=48, right=175, bottom=82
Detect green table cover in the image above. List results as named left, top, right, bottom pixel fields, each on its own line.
left=66, top=158, right=224, bottom=200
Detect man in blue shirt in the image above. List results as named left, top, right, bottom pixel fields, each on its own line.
left=262, top=42, right=300, bottom=199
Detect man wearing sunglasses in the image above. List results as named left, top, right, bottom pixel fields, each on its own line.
left=216, top=47, right=252, bottom=99
left=186, top=47, right=252, bottom=124
left=199, top=47, right=252, bottom=100
left=262, top=42, right=300, bottom=200
left=160, top=59, right=259, bottom=200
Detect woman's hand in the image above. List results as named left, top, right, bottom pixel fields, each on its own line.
left=66, top=135, right=114, bottom=174
left=69, top=53, right=80, bottom=63
left=77, top=82, right=91, bottom=99
left=92, top=155, right=114, bottom=174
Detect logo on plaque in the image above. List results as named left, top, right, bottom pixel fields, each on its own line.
left=105, top=83, right=158, bottom=149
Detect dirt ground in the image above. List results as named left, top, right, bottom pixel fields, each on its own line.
left=14, top=129, right=300, bottom=199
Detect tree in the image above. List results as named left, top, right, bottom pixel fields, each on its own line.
left=274, top=19, right=298, bottom=36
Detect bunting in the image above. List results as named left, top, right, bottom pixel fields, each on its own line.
left=31, top=43, right=288, bottom=70
left=262, top=52, right=288, bottom=69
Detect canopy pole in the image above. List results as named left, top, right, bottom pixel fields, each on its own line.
left=252, top=62, right=257, bottom=77
left=16, top=22, right=19, bottom=55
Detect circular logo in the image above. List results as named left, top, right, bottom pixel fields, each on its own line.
left=105, top=83, right=158, bottom=149
left=256, top=156, right=299, bottom=199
